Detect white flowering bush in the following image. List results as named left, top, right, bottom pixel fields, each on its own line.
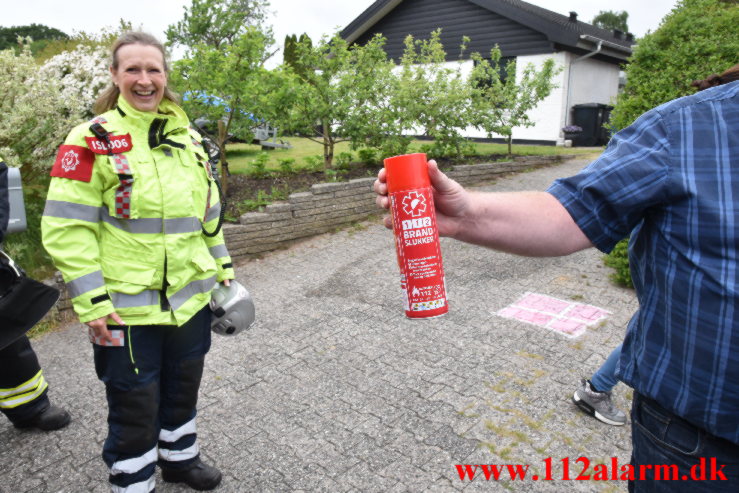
left=0, top=41, right=109, bottom=277
left=0, top=44, right=65, bottom=178
left=37, top=44, right=109, bottom=120
left=0, top=42, right=108, bottom=178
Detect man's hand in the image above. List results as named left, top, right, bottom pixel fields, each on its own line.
left=373, top=159, right=472, bottom=238
left=374, top=158, right=593, bottom=256
left=86, top=312, right=125, bottom=344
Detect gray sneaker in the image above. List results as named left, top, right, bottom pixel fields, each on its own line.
left=572, top=379, right=626, bottom=426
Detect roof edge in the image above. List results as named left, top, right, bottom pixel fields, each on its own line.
left=340, top=0, right=402, bottom=45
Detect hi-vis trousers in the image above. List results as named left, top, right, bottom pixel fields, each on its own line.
left=0, top=335, right=50, bottom=424
left=93, top=306, right=211, bottom=493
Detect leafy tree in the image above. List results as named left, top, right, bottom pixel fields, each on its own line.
left=283, top=34, right=298, bottom=66
left=166, top=0, right=269, bottom=50
left=591, top=10, right=629, bottom=32
left=283, top=33, right=312, bottom=78
left=167, top=0, right=278, bottom=193
left=469, top=47, right=559, bottom=156
left=388, top=30, right=475, bottom=159
left=609, top=0, right=738, bottom=131
left=0, top=24, right=68, bottom=53
left=280, top=33, right=396, bottom=167
left=33, top=20, right=135, bottom=62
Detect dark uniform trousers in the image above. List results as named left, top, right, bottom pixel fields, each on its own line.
left=0, top=335, right=50, bottom=425
left=94, top=306, right=211, bottom=491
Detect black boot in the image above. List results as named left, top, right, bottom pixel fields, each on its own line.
left=161, top=458, right=222, bottom=491
left=14, top=404, right=71, bottom=431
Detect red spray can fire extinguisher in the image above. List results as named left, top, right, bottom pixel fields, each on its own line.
left=384, top=153, right=448, bottom=318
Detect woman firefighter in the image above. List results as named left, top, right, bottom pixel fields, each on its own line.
left=41, top=31, right=233, bottom=492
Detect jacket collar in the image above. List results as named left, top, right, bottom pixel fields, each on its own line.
left=115, top=95, right=190, bottom=135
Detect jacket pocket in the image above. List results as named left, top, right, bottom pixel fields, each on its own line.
left=101, top=255, right=158, bottom=295
left=190, top=248, right=216, bottom=275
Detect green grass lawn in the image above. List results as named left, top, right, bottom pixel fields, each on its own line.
left=225, top=137, right=596, bottom=174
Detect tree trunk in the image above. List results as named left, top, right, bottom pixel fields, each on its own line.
left=322, top=122, right=334, bottom=168
left=506, top=134, right=513, bottom=157
left=217, top=120, right=229, bottom=196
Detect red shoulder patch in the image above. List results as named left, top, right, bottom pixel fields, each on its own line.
left=84, top=133, right=133, bottom=155
left=50, top=145, right=95, bottom=182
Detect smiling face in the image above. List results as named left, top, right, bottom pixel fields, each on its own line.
left=110, top=43, right=167, bottom=113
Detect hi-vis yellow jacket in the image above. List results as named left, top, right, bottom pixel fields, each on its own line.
left=42, top=96, right=234, bottom=326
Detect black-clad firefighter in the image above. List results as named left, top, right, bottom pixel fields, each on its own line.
left=0, top=157, right=70, bottom=431
left=41, top=32, right=234, bottom=492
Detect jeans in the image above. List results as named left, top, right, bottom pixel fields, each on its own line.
left=590, top=343, right=622, bottom=392
left=629, top=392, right=739, bottom=492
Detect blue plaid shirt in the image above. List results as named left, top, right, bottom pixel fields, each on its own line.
left=548, top=81, right=739, bottom=444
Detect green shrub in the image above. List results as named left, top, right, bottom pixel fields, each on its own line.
left=323, top=168, right=347, bottom=182
left=238, top=190, right=270, bottom=213
left=609, top=0, right=739, bottom=132
left=379, top=137, right=412, bottom=160
left=356, top=148, right=379, bottom=165
left=334, top=151, right=353, bottom=170
left=247, top=152, right=270, bottom=178
left=418, top=143, right=433, bottom=156
left=603, top=239, right=633, bottom=288
left=278, top=157, right=296, bottom=174
left=302, top=155, right=323, bottom=172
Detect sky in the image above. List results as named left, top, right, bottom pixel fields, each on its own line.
left=3, top=0, right=679, bottom=62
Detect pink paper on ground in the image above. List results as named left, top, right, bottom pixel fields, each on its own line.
left=564, top=304, right=610, bottom=323
left=496, top=292, right=611, bottom=338
left=548, top=318, right=587, bottom=337
left=515, top=293, right=571, bottom=314
left=498, top=307, right=554, bottom=326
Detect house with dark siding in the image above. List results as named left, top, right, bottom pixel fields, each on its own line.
left=341, top=0, right=634, bottom=145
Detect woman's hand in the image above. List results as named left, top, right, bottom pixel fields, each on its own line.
left=223, top=279, right=230, bottom=287
left=85, top=312, right=125, bottom=344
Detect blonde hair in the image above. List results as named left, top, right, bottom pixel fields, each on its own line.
left=93, top=31, right=179, bottom=114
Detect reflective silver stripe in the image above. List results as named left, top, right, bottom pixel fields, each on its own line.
left=0, top=377, right=47, bottom=409
left=45, top=200, right=205, bottom=236
left=43, top=200, right=101, bottom=223
left=110, top=476, right=155, bottom=493
left=101, top=208, right=162, bottom=234
left=205, top=202, right=221, bottom=223
left=110, top=446, right=157, bottom=475
left=159, top=418, right=196, bottom=443
left=164, top=217, right=201, bottom=234
left=0, top=370, right=43, bottom=398
left=67, top=270, right=105, bottom=298
left=169, top=276, right=216, bottom=311
left=111, top=290, right=160, bottom=309
left=158, top=442, right=199, bottom=462
left=209, top=244, right=229, bottom=259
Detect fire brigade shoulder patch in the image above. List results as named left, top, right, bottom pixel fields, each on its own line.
left=50, top=145, right=95, bottom=182
left=84, top=133, right=133, bottom=155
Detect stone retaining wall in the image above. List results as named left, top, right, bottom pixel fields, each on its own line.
left=51, top=155, right=573, bottom=320
left=225, top=155, right=569, bottom=260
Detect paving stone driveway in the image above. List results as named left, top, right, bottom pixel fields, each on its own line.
left=1, top=157, right=638, bottom=492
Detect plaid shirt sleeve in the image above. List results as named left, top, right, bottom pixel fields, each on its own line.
left=547, top=108, right=674, bottom=254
